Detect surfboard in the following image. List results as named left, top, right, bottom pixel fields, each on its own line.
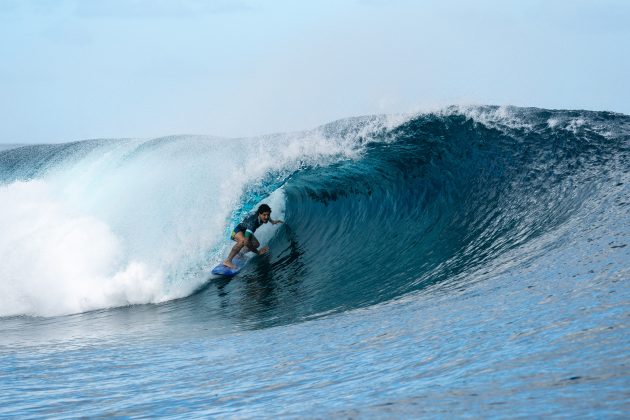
left=211, top=254, right=248, bottom=277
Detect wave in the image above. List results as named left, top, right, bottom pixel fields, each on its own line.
left=0, top=117, right=397, bottom=316
left=269, top=107, right=629, bottom=320
left=1, top=106, right=628, bottom=318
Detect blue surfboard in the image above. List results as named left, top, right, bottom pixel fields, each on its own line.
left=211, top=255, right=247, bottom=277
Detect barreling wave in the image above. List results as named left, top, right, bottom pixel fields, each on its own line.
left=0, top=106, right=628, bottom=319
left=0, top=117, right=394, bottom=317
left=265, top=107, right=629, bottom=322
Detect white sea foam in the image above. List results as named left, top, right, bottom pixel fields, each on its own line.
left=547, top=118, right=561, bottom=129
left=0, top=122, right=404, bottom=317
left=449, top=105, right=535, bottom=131
left=546, top=116, right=615, bottom=137
left=0, top=180, right=168, bottom=317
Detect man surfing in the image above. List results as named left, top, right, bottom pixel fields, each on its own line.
left=223, top=204, right=283, bottom=269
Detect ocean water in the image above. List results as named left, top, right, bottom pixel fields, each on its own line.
left=1, top=106, right=628, bottom=417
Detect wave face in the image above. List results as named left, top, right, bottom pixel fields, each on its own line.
left=0, top=106, right=628, bottom=319
left=253, top=107, right=629, bottom=325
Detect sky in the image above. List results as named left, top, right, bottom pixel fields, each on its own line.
left=0, top=0, right=629, bottom=143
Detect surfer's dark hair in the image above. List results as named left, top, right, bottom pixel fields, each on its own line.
left=257, top=204, right=271, bottom=214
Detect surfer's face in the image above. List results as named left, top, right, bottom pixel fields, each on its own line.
left=259, top=211, right=271, bottom=223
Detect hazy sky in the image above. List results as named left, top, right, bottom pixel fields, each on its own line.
left=1, top=0, right=629, bottom=143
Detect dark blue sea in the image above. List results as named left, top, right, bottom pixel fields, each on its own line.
left=1, top=106, right=628, bottom=417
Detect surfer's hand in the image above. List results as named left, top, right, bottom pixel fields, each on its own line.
left=272, top=220, right=284, bottom=225
left=259, top=246, right=269, bottom=255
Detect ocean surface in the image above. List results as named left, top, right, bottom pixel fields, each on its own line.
left=1, top=106, right=628, bottom=417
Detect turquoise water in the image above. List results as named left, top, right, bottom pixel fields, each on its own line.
left=1, top=106, right=628, bottom=417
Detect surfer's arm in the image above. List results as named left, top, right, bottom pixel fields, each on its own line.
left=244, top=236, right=267, bottom=255
left=270, top=218, right=283, bottom=225
left=248, top=244, right=268, bottom=255
left=246, top=243, right=260, bottom=254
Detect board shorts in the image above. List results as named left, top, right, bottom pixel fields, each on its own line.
left=231, top=227, right=255, bottom=240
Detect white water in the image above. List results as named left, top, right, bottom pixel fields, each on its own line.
left=0, top=127, right=392, bottom=317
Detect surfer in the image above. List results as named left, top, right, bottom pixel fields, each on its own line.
left=223, top=204, right=283, bottom=269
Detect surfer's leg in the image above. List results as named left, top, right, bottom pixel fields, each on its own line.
left=246, top=235, right=260, bottom=253
left=224, top=231, right=245, bottom=268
